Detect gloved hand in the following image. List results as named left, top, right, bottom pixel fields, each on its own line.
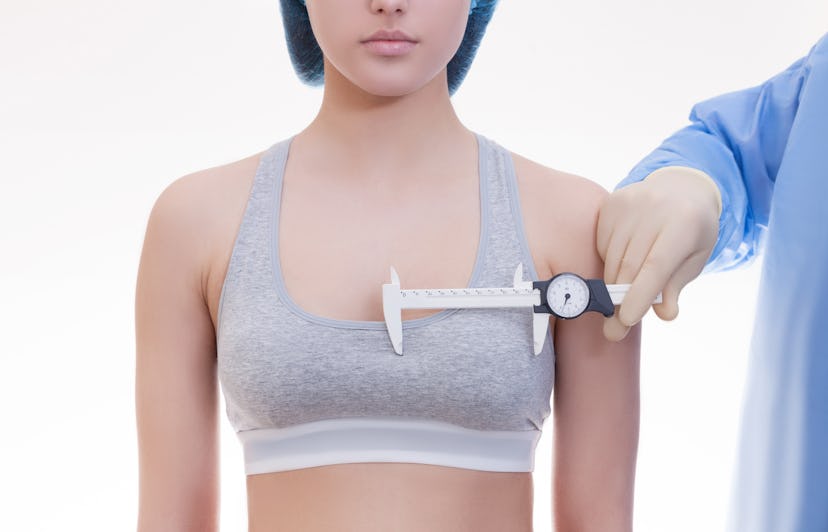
left=596, top=166, right=722, bottom=341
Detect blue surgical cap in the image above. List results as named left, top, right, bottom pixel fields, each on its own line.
left=298, top=1, right=481, bottom=9
left=278, top=0, right=499, bottom=95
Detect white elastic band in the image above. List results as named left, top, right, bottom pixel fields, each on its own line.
left=239, top=417, right=540, bottom=475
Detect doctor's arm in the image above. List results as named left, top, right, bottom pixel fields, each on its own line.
left=596, top=37, right=821, bottom=341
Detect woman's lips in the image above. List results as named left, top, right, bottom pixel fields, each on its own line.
left=362, top=40, right=417, bottom=56
left=362, top=29, right=418, bottom=56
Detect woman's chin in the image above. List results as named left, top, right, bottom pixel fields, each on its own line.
left=338, top=70, right=446, bottom=99
left=351, top=79, right=426, bottom=98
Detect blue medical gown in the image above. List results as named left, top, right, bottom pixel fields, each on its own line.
left=618, top=33, right=828, bottom=531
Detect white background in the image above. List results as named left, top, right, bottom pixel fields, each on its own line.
left=0, top=0, right=824, bottom=530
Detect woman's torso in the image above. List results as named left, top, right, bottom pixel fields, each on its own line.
left=201, top=133, right=567, bottom=531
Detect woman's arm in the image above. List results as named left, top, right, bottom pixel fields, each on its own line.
left=554, top=307, right=641, bottom=531
left=135, top=176, right=221, bottom=531
left=512, top=155, right=641, bottom=530
left=551, top=183, right=641, bottom=531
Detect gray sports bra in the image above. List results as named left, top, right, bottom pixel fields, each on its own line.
left=216, top=133, right=555, bottom=475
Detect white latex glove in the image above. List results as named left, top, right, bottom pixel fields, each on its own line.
left=596, top=166, right=722, bottom=341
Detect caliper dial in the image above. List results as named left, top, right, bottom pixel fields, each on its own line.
left=545, top=273, right=590, bottom=318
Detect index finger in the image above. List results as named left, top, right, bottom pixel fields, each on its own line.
left=616, top=259, right=672, bottom=327
left=614, top=227, right=688, bottom=326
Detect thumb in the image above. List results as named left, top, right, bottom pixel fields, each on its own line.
left=652, top=282, right=680, bottom=321
left=652, top=250, right=708, bottom=321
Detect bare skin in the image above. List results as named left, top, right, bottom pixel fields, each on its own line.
left=246, top=463, right=533, bottom=532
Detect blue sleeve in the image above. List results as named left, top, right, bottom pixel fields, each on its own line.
left=617, top=40, right=820, bottom=272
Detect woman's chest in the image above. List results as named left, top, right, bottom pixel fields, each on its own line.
left=217, top=299, right=554, bottom=432
left=276, top=171, right=483, bottom=323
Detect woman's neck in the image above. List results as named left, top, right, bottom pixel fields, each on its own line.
left=295, top=66, right=475, bottom=185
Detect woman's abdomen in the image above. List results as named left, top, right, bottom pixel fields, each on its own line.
left=246, top=462, right=534, bottom=532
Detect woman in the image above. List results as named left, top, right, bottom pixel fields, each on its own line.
left=135, top=1, right=640, bottom=530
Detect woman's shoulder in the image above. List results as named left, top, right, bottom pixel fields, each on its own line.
left=509, top=151, right=608, bottom=279
left=157, top=150, right=264, bottom=213
left=148, top=151, right=264, bottom=247
left=143, top=150, right=266, bottom=313
left=510, top=152, right=608, bottom=208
